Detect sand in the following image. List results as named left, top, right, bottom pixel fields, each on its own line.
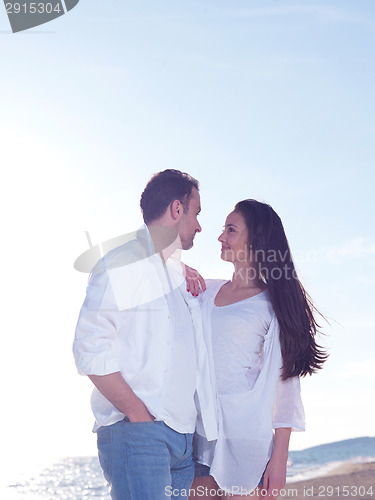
left=283, top=462, right=375, bottom=499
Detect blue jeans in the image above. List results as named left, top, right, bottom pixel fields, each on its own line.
left=97, top=417, right=194, bottom=499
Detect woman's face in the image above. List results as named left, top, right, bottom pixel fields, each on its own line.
left=218, top=211, right=250, bottom=263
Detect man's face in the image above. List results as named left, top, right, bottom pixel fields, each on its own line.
left=177, top=187, right=202, bottom=250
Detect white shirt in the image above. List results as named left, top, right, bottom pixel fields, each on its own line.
left=73, top=226, right=217, bottom=439
left=194, top=280, right=305, bottom=493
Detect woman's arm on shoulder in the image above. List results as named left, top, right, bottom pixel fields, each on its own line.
left=183, top=264, right=206, bottom=296
left=182, top=262, right=227, bottom=297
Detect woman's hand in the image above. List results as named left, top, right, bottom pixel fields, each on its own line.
left=261, top=456, right=287, bottom=499
left=261, top=427, right=291, bottom=499
left=183, top=264, right=206, bottom=296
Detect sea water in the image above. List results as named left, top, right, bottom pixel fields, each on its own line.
left=3, top=437, right=375, bottom=499
left=287, top=436, right=375, bottom=482
left=2, top=456, right=109, bottom=499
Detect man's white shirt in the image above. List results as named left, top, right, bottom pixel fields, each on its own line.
left=73, top=225, right=217, bottom=439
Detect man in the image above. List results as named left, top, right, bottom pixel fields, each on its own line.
left=73, top=169, right=217, bottom=499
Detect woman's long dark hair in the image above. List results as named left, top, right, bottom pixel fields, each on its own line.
left=235, top=199, right=328, bottom=380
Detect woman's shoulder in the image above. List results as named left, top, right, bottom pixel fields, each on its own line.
left=198, top=279, right=227, bottom=304
left=205, top=278, right=228, bottom=290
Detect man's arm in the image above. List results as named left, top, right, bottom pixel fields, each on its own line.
left=74, top=254, right=154, bottom=423
left=89, top=372, right=154, bottom=422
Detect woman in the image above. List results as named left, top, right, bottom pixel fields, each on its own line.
left=189, top=199, right=328, bottom=499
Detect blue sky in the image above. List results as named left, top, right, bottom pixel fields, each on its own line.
left=1, top=0, right=374, bottom=483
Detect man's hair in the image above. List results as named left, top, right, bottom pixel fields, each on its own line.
left=140, top=169, right=199, bottom=224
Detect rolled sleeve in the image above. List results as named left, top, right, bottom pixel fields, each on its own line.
left=272, top=376, right=305, bottom=432
left=73, top=266, right=121, bottom=376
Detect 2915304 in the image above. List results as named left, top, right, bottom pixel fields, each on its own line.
left=5, top=2, right=62, bottom=15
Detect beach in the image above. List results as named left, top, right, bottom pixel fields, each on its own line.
left=2, top=454, right=374, bottom=499
left=284, top=461, right=375, bottom=499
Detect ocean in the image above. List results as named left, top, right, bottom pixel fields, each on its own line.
left=287, top=436, right=375, bottom=482
left=3, top=437, right=374, bottom=499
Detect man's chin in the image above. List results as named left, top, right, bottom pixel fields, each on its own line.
left=181, top=239, right=194, bottom=251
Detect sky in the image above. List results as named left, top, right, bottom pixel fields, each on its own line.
left=1, top=0, right=374, bottom=484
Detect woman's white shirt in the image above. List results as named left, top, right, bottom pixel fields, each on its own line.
left=211, top=289, right=272, bottom=395
left=194, top=279, right=305, bottom=494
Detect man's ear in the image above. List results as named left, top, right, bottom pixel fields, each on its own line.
left=170, top=199, right=183, bottom=220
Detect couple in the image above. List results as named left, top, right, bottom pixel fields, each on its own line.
left=73, top=169, right=327, bottom=499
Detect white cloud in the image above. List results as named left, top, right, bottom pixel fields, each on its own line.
left=218, top=4, right=375, bottom=28
left=291, top=238, right=375, bottom=267
left=335, top=359, right=375, bottom=379
left=340, top=317, right=375, bottom=329
left=319, top=238, right=375, bottom=264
